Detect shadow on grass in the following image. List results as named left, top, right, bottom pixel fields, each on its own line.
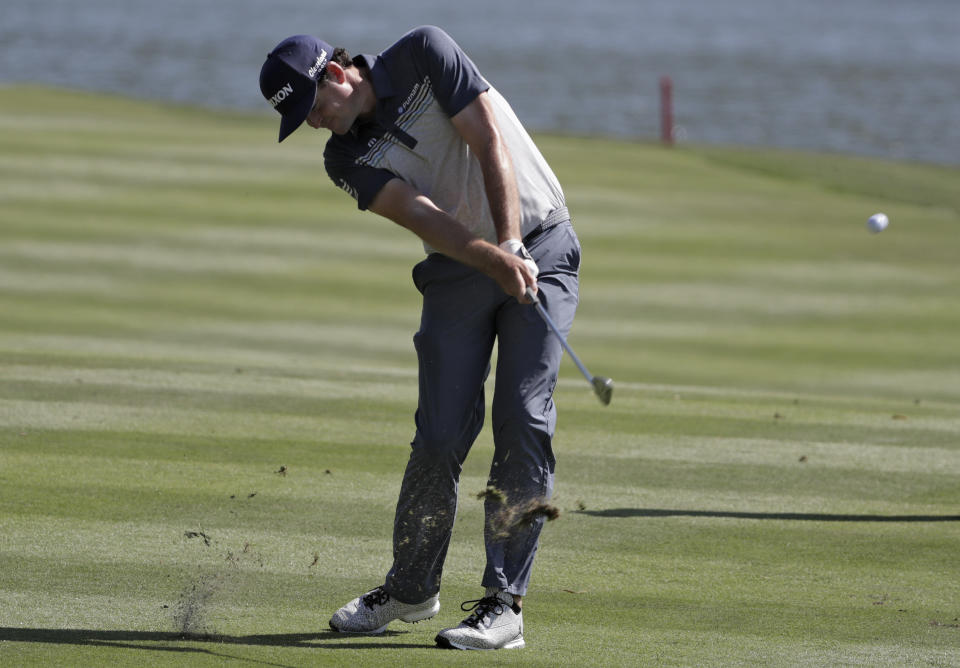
left=0, top=627, right=427, bottom=662
left=577, top=508, right=960, bottom=522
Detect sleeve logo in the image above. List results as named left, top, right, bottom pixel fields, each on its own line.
left=338, top=178, right=359, bottom=200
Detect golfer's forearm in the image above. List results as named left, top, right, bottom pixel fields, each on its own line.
left=475, top=136, right=522, bottom=245
left=368, top=179, right=500, bottom=270
left=401, top=197, right=504, bottom=273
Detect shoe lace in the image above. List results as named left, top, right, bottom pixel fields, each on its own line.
left=361, top=587, right=390, bottom=609
left=460, top=595, right=505, bottom=628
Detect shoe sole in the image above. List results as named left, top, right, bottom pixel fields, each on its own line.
left=329, top=620, right=389, bottom=634
left=400, top=600, right=441, bottom=624
left=329, top=601, right=440, bottom=634
left=435, top=634, right=525, bottom=650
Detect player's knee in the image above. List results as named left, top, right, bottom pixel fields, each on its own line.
left=410, top=426, right=470, bottom=473
left=494, top=396, right=553, bottom=436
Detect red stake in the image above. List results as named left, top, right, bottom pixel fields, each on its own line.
left=660, top=76, right=674, bottom=146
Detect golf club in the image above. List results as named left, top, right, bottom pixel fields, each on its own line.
left=525, top=287, right=613, bottom=405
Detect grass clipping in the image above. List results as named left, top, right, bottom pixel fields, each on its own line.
left=477, top=486, right=560, bottom=540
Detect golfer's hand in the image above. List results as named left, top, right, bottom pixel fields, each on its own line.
left=499, top=239, right=539, bottom=279
left=496, top=243, right=538, bottom=303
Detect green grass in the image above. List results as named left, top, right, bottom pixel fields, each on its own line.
left=1, top=86, right=958, bottom=667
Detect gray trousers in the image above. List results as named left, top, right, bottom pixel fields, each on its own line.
left=384, top=212, right=580, bottom=603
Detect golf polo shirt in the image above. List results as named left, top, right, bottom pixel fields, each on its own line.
left=323, top=26, right=565, bottom=253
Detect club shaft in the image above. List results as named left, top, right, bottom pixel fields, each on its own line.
left=527, top=290, right=594, bottom=383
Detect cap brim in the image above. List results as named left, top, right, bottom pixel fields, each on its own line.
left=277, top=87, right=316, bottom=142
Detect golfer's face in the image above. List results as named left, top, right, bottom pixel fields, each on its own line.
left=306, top=82, right=352, bottom=135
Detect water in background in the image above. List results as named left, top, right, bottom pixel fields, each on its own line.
left=2, top=0, right=958, bottom=165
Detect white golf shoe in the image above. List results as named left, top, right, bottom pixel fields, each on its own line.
left=329, top=586, right=440, bottom=634
left=435, top=590, right=525, bottom=650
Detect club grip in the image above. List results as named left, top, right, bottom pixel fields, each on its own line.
left=524, top=286, right=540, bottom=304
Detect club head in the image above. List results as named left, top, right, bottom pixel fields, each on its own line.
left=592, top=376, right=613, bottom=405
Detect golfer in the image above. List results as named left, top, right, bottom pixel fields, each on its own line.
left=259, top=26, right=580, bottom=650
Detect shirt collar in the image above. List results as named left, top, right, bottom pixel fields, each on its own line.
left=354, top=53, right=394, bottom=100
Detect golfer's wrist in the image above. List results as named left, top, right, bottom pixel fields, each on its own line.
left=499, top=239, right=538, bottom=278
left=499, top=238, right=524, bottom=254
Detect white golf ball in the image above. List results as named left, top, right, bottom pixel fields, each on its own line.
left=867, top=212, right=889, bottom=234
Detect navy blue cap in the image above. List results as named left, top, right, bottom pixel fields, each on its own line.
left=259, top=35, right=334, bottom=142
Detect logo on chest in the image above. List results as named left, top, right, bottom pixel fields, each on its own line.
left=398, top=82, right=422, bottom=115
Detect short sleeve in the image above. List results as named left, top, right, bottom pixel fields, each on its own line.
left=407, top=26, right=489, bottom=117
left=324, top=143, right=396, bottom=210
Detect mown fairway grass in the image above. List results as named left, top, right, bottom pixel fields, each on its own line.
left=1, top=87, right=958, bottom=667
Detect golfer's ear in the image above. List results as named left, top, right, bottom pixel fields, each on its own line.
left=325, top=62, right=346, bottom=84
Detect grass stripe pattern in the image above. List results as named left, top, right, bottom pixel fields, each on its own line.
left=1, top=87, right=958, bottom=667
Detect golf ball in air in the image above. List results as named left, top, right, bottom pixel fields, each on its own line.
left=867, top=212, right=889, bottom=233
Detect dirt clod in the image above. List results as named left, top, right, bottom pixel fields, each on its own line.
left=476, top=486, right=507, bottom=504
left=478, top=488, right=561, bottom=539
left=184, top=531, right=211, bottom=546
